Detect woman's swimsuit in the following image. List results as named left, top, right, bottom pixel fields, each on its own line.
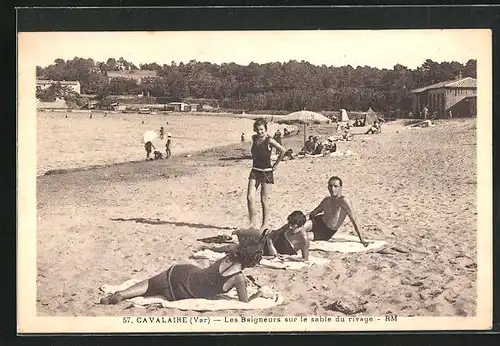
left=249, top=135, right=274, bottom=184
left=146, top=257, right=241, bottom=301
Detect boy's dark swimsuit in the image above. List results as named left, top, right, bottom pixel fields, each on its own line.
left=311, top=215, right=338, bottom=241
left=249, top=135, right=274, bottom=184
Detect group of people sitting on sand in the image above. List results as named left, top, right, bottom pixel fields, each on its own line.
left=99, top=175, right=370, bottom=305
left=99, top=119, right=370, bottom=306
left=298, top=135, right=339, bottom=156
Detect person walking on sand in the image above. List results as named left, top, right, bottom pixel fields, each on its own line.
left=247, top=119, right=286, bottom=231
left=159, top=126, right=165, bottom=140
left=144, top=141, right=155, bottom=160
left=241, top=132, right=245, bottom=142
left=165, top=133, right=172, bottom=159
left=100, top=232, right=267, bottom=305
left=300, top=176, right=370, bottom=246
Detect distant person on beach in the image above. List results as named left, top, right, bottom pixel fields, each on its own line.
left=160, top=127, right=165, bottom=140
left=262, top=210, right=310, bottom=262
left=312, top=136, right=324, bottom=155
left=241, top=132, right=245, bottom=142
left=323, top=137, right=337, bottom=154
left=247, top=119, right=286, bottom=230
left=282, top=148, right=296, bottom=160
left=165, top=133, right=172, bottom=158
left=423, top=106, right=429, bottom=119
left=154, top=150, right=164, bottom=160
left=365, top=120, right=381, bottom=135
left=100, top=232, right=266, bottom=304
left=300, top=176, right=369, bottom=246
left=342, top=126, right=353, bottom=141
left=301, top=136, right=315, bottom=155
left=145, top=141, right=155, bottom=160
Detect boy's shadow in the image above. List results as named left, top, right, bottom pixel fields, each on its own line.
left=110, top=217, right=235, bottom=231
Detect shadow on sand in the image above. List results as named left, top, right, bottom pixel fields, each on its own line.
left=218, top=155, right=252, bottom=162
left=110, top=217, right=236, bottom=231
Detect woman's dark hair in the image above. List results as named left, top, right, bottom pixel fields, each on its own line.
left=253, top=119, right=268, bottom=132
left=231, top=230, right=264, bottom=268
left=287, top=210, right=306, bottom=227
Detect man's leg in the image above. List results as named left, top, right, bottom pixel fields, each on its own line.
left=260, top=182, right=271, bottom=230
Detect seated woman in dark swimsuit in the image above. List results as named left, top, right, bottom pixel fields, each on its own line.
left=100, top=232, right=265, bottom=304
left=262, top=210, right=310, bottom=262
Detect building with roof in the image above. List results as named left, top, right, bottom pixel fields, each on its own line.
left=167, top=102, right=191, bottom=112
left=411, top=77, right=476, bottom=118
left=106, top=70, right=158, bottom=85
left=36, top=79, right=81, bottom=94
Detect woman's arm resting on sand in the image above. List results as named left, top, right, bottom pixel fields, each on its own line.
left=228, top=274, right=250, bottom=303
left=300, top=232, right=310, bottom=261
left=266, top=238, right=279, bottom=257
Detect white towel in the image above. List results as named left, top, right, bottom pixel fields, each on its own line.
left=310, top=234, right=387, bottom=253
left=191, top=250, right=329, bottom=270
left=100, top=279, right=283, bottom=311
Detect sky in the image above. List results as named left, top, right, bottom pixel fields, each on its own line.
left=21, top=30, right=489, bottom=69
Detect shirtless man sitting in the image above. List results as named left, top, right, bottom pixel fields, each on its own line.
left=301, top=176, right=370, bottom=247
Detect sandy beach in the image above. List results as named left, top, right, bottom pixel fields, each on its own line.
left=37, top=111, right=286, bottom=176
left=36, top=116, right=477, bottom=318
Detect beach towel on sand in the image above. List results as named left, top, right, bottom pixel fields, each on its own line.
left=100, top=279, right=283, bottom=311
left=309, top=234, right=387, bottom=253
left=192, top=249, right=329, bottom=270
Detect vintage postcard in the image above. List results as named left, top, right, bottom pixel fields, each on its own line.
left=17, top=29, right=492, bottom=333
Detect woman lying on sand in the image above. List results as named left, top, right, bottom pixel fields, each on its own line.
left=206, top=212, right=309, bottom=262
left=100, top=232, right=266, bottom=304
left=262, top=210, right=310, bottom=262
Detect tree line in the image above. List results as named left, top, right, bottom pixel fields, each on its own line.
left=36, top=57, right=476, bottom=114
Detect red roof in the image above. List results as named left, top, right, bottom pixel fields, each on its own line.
left=411, top=77, right=476, bottom=93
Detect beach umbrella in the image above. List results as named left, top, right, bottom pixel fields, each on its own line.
left=282, top=111, right=331, bottom=146
left=142, top=130, right=157, bottom=143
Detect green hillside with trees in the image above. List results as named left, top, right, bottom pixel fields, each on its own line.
left=37, top=57, right=476, bottom=114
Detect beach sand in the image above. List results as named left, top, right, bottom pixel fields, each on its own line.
left=37, top=111, right=286, bottom=176
left=36, top=117, right=477, bottom=317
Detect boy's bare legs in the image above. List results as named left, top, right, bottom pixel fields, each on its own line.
left=247, top=179, right=259, bottom=229
left=260, top=183, right=271, bottom=231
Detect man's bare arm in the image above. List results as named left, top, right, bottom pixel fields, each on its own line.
left=308, top=198, right=326, bottom=220
left=340, top=197, right=368, bottom=246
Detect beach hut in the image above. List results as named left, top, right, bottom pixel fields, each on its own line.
left=280, top=111, right=331, bottom=146
left=340, top=109, right=349, bottom=122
